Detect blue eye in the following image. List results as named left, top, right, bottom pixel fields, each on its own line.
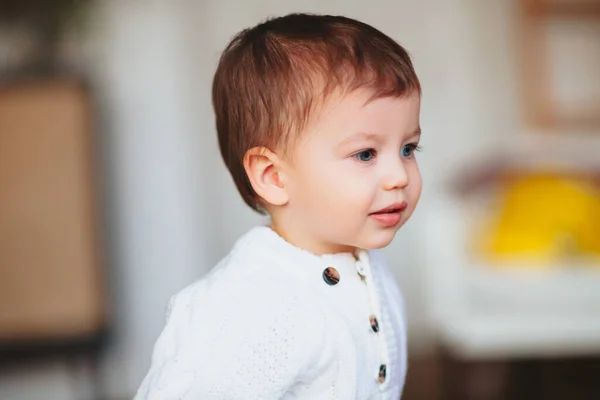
left=401, top=143, right=420, bottom=158
left=354, top=149, right=376, bottom=162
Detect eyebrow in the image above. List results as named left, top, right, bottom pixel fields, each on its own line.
left=410, top=127, right=422, bottom=137
left=338, top=132, right=380, bottom=148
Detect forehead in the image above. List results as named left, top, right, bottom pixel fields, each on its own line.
left=302, top=89, right=421, bottom=145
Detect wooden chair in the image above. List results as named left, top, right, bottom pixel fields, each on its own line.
left=0, top=78, right=108, bottom=399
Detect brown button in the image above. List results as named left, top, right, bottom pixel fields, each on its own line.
left=377, top=364, right=387, bottom=384
left=369, top=315, right=379, bottom=333
left=322, top=267, right=340, bottom=285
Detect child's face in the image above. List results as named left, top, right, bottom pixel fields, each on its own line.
left=282, top=89, right=422, bottom=253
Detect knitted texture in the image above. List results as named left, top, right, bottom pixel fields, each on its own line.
left=135, top=226, right=407, bottom=399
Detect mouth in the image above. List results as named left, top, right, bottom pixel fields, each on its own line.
left=369, top=202, right=408, bottom=227
left=371, top=202, right=408, bottom=215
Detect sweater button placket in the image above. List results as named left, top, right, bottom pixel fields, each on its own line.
left=356, top=256, right=387, bottom=386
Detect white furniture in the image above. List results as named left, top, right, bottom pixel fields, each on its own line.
left=423, top=195, right=600, bottom=360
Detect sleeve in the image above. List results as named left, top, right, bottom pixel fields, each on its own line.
left=134, top=279, right=326, bottom=400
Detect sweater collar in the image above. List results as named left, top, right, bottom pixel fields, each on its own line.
left=235, top=225, right=373, bottom=279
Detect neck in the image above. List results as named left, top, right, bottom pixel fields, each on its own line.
left=269, top=218, right=356, bottom=256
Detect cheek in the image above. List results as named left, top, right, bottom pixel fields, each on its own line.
left=297, top=162, right=376, bottom=211
left=289, top=163, right=334, bottom=208
left=408, top=164, right=422, bottom=204
left=330, top=163, right=378, bottom=198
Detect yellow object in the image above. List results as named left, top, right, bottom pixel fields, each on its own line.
left=481, top=173, right=600, bottom=263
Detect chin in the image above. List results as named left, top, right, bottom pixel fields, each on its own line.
left=361, top=229, right=398, bottom=250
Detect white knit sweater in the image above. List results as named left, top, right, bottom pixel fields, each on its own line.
left=135, top=226, right=407, bottom=399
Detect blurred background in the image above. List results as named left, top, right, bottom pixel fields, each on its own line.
left=0, top=0, right=599, bottom=399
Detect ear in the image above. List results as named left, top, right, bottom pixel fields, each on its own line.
left=243, top=147, right=289, bottom=208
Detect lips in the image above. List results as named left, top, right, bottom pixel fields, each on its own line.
left=369, top=202, right=407, bottom=227
left=372, top=202, right=408, bottom=215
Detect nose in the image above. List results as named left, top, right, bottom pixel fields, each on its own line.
left=382, top=160, right=409, bottom=191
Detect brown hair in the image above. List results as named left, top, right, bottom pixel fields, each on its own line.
left=212, top=13, right=421, bottom=212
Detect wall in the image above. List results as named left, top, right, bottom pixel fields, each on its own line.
left=87, top=2, right=212, bottom=397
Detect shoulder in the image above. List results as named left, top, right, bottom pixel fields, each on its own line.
left=166, top=247, right=326, bottom=353
left=138, top=250, right=328, bottom=399
left=136, top=227, right=339, bottom=398
left=171, top=245, right=313, bottom=316
left=172, top=225, right=324, bottom=317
